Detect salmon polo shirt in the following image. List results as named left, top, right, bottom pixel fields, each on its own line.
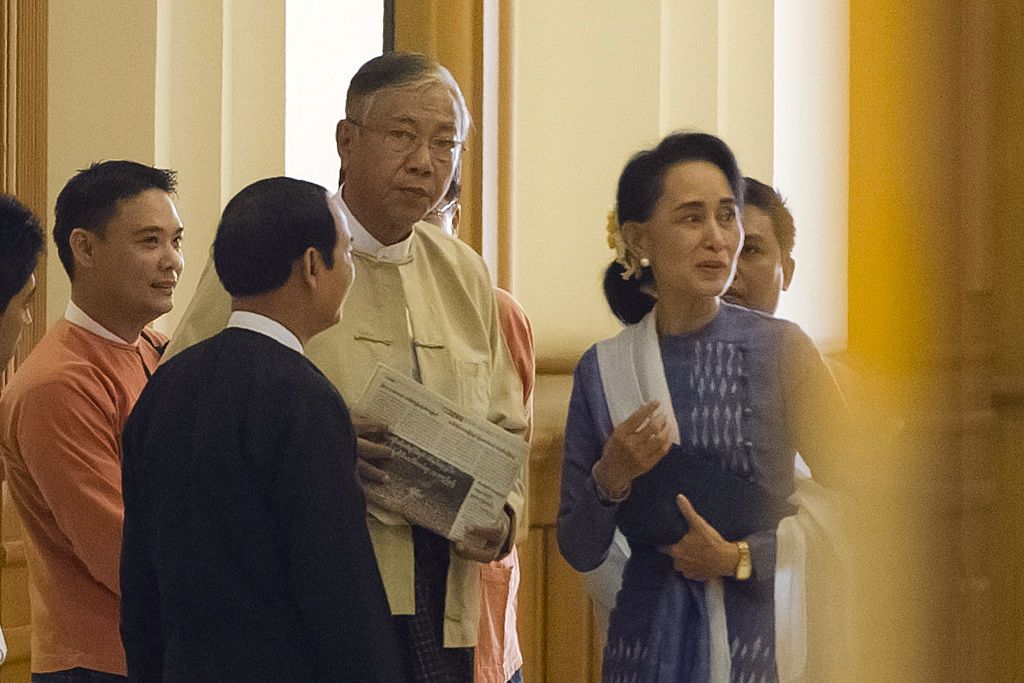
left=0, top=303, right=165, bottom=675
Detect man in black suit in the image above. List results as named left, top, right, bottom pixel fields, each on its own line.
left=120, top=177, right=404, bottom=681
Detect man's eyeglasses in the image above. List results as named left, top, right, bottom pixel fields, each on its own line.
left=348, top=119, right=464, bottom=162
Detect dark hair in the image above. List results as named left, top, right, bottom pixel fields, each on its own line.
left=53, top=160, right=177, bottom=278
left=743, top=176, right=795, bottom=258
left=603, top=261, right=656, bottom=325
left=347, top=52, right=435, bottom=106
left=0, top=195, right=44, bottom=314
left=214, top=177, right=337, bottom=297
left=346, top=52, right=470, bottom=137
left=605, top=132, right=743, bottom=324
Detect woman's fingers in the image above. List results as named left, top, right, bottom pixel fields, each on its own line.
left=604, top=401, right=675, bottom=481
left=631, top=411, right=666, bottom=441
left=619, top=400, right=661, bottom=433
left=675, top=494, right=700, bottom=523
left=676, top=494, right=712, bottom=535
left=658, top=536, right=713, bottom=579
left=632, top=422, right=672, bottom=462
left=676, top=494, right=725, bottom=541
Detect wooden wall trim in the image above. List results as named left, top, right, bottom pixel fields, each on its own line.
left=495, top=0, right=513, bottom=291
left=393, top=0, right=486, bottom=257
left=1, top=0, right=47, bottom=384
left=953, top=3, right=997, bottom=680
left=1, top=3, right=46, bottom=680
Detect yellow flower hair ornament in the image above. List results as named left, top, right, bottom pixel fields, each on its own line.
left=606, top=207, right=644, bottom=280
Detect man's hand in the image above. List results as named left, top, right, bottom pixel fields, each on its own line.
left=453, top=513, right=511, bottom=563
left=352, top=416, right=392, bottom=486
left=658, top=494, right=740, bottom=581
left=592, top=400, right=672, bottom=495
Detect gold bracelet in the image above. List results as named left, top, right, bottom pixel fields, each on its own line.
left=734, top=540, right=752, bottom=581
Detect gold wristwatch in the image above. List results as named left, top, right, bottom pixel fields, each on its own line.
left=734, top=540, right=752, bottom=581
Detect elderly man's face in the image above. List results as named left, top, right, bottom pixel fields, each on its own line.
left=338, top=82, right=460, bottom=243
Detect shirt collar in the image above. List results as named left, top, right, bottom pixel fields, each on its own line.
left=332, top=188, right=414, bottom=264
left=65, top=300, right=139, bottom=346
left=227, top=311, right=304, bottom=355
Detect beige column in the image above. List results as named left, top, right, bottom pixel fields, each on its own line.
left=510, top=0, right=777, bottom=366
left=46, top=0, right=158, bottom=325
left=154, top=0, right=285, bottom=334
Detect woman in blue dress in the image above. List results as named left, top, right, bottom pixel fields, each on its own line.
left=557, top=132, right=849, bottom=682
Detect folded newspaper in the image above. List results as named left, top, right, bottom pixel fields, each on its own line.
left=354, top=364, right=528, bottom=544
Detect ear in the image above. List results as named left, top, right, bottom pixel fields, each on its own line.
left=336, top=119, right=356, bottom=166
left=69, top=228, right=97, bottom=270
left=781, top=255, right=795, bottom=291
left=450, top=204, right=462, bottom=237
left=301, top=247, right=319, bottom=290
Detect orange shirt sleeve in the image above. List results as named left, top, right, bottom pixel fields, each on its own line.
left=15, top=371, right=126, bottom=595
left=493, top=288, right=535, bottom=405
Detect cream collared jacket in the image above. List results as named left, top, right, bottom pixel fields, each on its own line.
left=164, top=220, right=527, bottom=648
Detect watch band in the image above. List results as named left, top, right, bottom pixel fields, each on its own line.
left=734, top=540, right=752, bottom=581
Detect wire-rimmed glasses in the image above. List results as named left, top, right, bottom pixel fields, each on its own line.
left=348, top=119, right=464, bottom=163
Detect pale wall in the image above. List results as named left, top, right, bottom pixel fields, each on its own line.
left=47, top=0, right=290, bottom=335
left=284, top=0, right=383, bottom=190
left=510, top=0, right=780, bottom=363
left=47, top=0, right=159, bottom=326
left=156, top=0, right=286, bottom=335
left=47, top=1, right=847, bottom=358
left=773, top=0, right=849, bottom=351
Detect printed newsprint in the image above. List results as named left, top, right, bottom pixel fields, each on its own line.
left=354, top=364, right=527, bottom=544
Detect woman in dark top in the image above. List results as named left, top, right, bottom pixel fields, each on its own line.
left=557, top=132, right=849, bottom=682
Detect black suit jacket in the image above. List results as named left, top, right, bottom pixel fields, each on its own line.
left=121, top=328, right=404, bottom=682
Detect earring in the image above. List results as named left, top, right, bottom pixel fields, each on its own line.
left=639, top=257, right=650, bottom=268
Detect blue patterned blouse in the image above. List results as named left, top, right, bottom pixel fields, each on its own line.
left=557, top=303, right=845, bottom=682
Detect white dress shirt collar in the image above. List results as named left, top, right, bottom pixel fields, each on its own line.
left=65, top=300, right=139, bottom=346
left=332, top=188, right=414, bottom=264
left=227, top=311, right=304, bottom=355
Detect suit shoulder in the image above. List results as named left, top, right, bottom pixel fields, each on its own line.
left=157, top=331, right=348, bottom=416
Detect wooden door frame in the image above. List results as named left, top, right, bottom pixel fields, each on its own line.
left=1, top=2, right=47, bottom=680
left=1, top=0, right=47, bottom=378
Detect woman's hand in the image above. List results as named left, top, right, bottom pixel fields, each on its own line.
left=592, top=400, right=672, bottom=496
left=659, top=494, right=740, bottom=581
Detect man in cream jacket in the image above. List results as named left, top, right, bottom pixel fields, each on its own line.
left=164, top=53, right=526, bottom=681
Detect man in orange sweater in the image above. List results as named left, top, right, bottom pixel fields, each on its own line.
left=0, top=161, right=184, bottom=681
left=426, top=178, right=534, bottom=683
